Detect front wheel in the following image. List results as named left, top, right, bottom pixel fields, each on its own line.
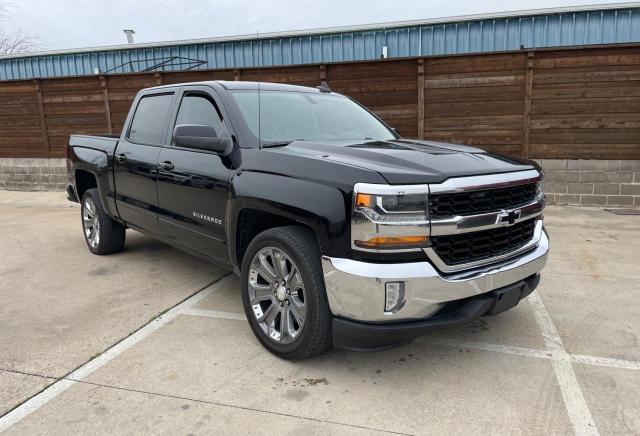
left=241, top=226, right=331, bottom=360
left=81, top=188, right=126, bottom=255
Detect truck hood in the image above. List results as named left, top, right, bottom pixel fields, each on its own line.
left=276, top=139, right=537, bottom=184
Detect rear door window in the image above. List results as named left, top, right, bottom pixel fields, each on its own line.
left=128, top=94, right=174, bottom=145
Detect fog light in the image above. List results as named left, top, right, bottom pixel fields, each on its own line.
left=385, top=282, right=405, bottom=313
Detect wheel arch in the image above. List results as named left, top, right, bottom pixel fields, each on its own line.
left=227, top=172, right=350, bottom=273
left=75, top=169, right=98, bottom=200
left=233, top=207, right=321, bottom=271
left=69, top=146, right=119, bottom=219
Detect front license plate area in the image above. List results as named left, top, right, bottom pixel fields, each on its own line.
left=488, top=282, right=525, bottom=316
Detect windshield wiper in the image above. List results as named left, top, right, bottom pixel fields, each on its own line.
left=261, top=139, right=303, bottom=148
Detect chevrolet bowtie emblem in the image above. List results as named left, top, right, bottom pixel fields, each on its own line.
left=499, top=209, right=522, bottom=225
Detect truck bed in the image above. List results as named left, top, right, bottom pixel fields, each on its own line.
left=69, top=134, right=120, bottom=155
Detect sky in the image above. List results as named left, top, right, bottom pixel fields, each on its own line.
left=1, top=0, right=633, bottom=51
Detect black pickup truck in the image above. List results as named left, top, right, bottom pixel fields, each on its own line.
left=66, top=80, right=549, bottom=359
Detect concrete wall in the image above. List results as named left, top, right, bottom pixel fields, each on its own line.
left=0, top=158, right=67, bottom=191
left=537, top=159, right=640, bottom=207
left=1, top=157, right=640, bottom=208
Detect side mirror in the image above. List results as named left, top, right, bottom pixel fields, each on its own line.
left=391, top=127, right=401, bottom=137
left=173, top=124, right=233, bottom=155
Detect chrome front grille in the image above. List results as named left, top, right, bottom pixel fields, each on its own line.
left=428, top=183, right=538, bottom=219
left=423, top=170, right=545, bottom=272
left=430, top=218, right=537, bottom=265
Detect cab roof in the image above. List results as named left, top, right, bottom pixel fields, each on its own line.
left=145, top=80, right=331, bottom=94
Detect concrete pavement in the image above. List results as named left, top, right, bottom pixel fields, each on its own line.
left=0, top=191, right=639, bottom=435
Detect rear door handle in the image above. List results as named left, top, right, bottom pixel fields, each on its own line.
left=115, top=154, right=127, bottom=163
left=158, top=161, right=174, bottom=171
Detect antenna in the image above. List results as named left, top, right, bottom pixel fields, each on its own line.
left=257, top=28, right=262, bottom=150
left=317, top=81, right=332, bottom=93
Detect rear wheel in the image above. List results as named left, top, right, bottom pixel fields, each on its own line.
left=241, top=226, right=331, bottom=359
left=81, top=188, right=126, bottom=255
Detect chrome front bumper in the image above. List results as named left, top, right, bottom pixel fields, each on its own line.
left=321, top=224, right=549, bottom=322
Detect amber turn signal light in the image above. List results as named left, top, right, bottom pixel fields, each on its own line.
left=355, top=193, right=374, bottom=207
left=354, top=235, right=428, bottom=249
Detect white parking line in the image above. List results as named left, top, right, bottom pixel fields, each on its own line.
left=179, top=308, right=640, bottom=373
left=180, top=307, right=246, bottom=321
left=528, top=291, right=600, bottom=436
left=427, top=337, right=553, bottom=360
left=0, top=274, right=233, bottom=434
left=572, top=354, right=640, bottom=371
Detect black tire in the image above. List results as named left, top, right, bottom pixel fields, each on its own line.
left=241, top=226, right=332, bottom=360
left=81, top=188, right=126, bottom=255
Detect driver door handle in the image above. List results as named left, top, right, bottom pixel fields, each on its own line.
left=158, top=161, right=174, bottom=171
left=115, top=154, right=127, bottom=163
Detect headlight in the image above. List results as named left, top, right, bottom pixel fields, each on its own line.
left=536, top=174, right=544, bottom=197
left=356, top=193, right=428, bottom=220
left=352, top=183, right=429, bottom=251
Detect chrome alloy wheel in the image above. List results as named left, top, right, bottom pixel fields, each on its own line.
left=248, top=247, right=307, bottom=344
left=82, top=197, right=100, bottom=249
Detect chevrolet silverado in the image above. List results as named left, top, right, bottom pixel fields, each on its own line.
left=66, top=81, right=549, bottom=359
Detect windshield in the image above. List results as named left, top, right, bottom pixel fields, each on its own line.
left=230, top=90, right=395, bottom=145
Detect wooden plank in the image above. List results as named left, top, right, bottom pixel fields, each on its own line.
left=424, top=115, right=524, bottom=130
left=533, top=69, right=640, bottom=85
left=42, top=93, right=104, bottom=104
left=424, top=85, right=524, bottom=103
left=40, top=77, right=103, bottom=93
left=529, top=114, right=640, bottom=129
left=33, top=80, right=50, bottom=155
left=0, top=94, right=39, bottom=105
left=43, top=102, right=106, bottom=115
left=371, top=105, right=418, bottom=119
left=425, top=75, right=524, bottom=89
left=522, top=52, right=534, bottom=158
left=0, top=104, right=40, bottom=116
left=109, top=100, right=137, bottom=113
left=417, top=59, right=425, bottom=139
left=0, top=136, right=45, bottom=146
left=529, top=143, right=640, bottom=160
left=529, top=128, right=640, bottom=144
left=45, top=114, right=110, bottom=126
left=423, top=52, right=526, bottom=71
left=328, top=77, right=416, bottom=93
left=0, top=127, right=43, bottom=135
left=107, top=90, right=139, bottom=101
left=532, top=83, right=640, bottom=99
left=530, top=97, right=640, bottom=115
left=0, top=83, right=39, bottom=94
left=532, top=53, right=640, bottom=69
left=424, top=129, right=523, bottom=145
left=327, top=60, right=417, bottom=80
left=469, top=145, right=523, bottom=156
left=0, top=115, right=42, bottom=127
left=425, top=100, right=523, bottom=117
left=423, top=69, right=526, bottom=80
left=106, top=75, right=160, bottom=89
left=240, top=66, right=319, bottom=83
left=346, top=90, right=417, bottom=106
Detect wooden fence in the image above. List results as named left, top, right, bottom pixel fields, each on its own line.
left=0, top=44, right=638, bottom=159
